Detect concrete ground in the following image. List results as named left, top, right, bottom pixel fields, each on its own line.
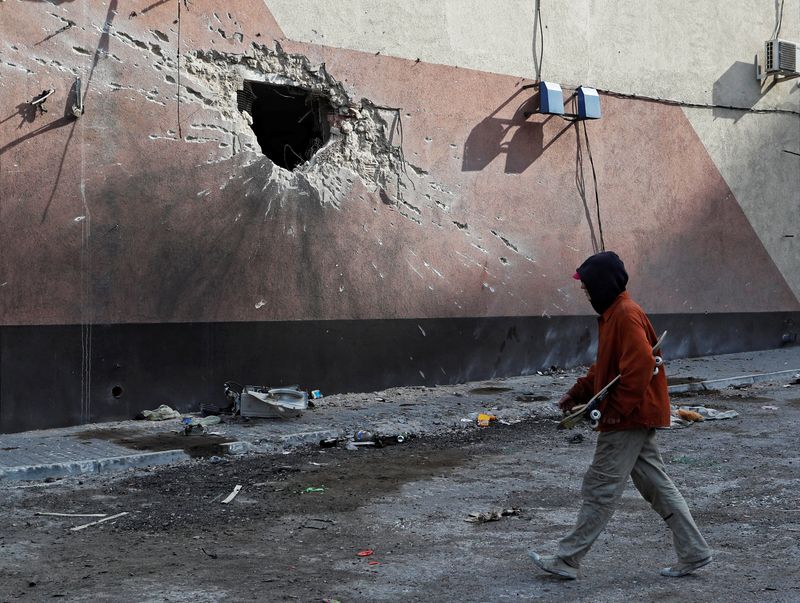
left=0, top=347, right=799, bottom=602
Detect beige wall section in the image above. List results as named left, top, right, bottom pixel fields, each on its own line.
left=683, top=108, right=800, bottom=298
left=266, top=0, right=800, bottom=300
left=265, top=0, right=536, bottom=83
left=265, top=0, right=799, bottom=109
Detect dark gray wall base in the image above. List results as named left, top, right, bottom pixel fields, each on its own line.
left=1, top=312, right=797, bottom=433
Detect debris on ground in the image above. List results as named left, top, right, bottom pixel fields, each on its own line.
left=301, top=518, right=334, bottom=530
left=465, top=508, right=522, bottom=523
left=221, top=485, right=242, bottom=504
left=70, top=512, right=129, bottom=532
left=568, top=433, right=585, bottom=444
left=344, top=430, right=410, bottom=449
left=182, top=415, right=221, bottom=435
left=536, top=366, right=565, bottom=376
left=239, top=386, right=308, bottom=418
left=670, top=405, right=739, bottom=427
left=301, top=486, right=326, bottom=494
left=35, top=512, right=107, bottom=518
left=200, top=402, right=234, bottom=417
left=135, top=404, right=181, bottom=421
left=477, top=413, right=496, bottom=427
left=356, top=549, right=374, bottom=557
left=676, top=408, right=705, bottom=422
left=354, top=430, right=375, bottom=442
left=761, top=405, right=779, bottom=410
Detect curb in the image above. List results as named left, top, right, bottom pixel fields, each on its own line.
left=0, top=449, right=190, bottom=482
left=668, top=369, right=800, bottom=394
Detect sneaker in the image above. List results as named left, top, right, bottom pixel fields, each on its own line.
left=528, top=551, right=578, bottom=580
left=660, top=556, right=712, bottom=577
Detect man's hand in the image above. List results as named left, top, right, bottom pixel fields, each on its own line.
left=558, top=394, right=577, bottom=415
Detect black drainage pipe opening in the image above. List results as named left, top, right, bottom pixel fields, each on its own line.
left=112, top=386, right=123, bottom=399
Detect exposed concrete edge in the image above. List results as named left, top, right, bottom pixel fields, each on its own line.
left=668, top=369, right=800, bottom=394
left=0, top=449, right=190, bottom=482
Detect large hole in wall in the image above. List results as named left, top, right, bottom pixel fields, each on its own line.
left=237, top=80, right=333, bottom=171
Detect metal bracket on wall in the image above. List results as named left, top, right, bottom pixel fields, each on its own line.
left=71, top=77, right=84, bottom=118
left=29, top=89, right=54, bottom=115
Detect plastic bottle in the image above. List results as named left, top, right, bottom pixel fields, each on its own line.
left=354, top=430, right=375, bottom=442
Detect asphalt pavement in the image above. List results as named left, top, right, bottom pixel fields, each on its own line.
left=1, top=346, right=798, bottom=482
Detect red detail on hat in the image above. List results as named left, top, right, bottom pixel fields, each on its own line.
left=572, top=272, right=581, bottom=280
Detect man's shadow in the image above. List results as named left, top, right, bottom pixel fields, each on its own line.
left=462, top=87, right=572, bottom=174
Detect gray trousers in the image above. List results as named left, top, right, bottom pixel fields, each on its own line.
left=557, top=429, right=710, bottom=566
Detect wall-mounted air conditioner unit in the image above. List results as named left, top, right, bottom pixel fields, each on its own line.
left=758, top=39, right=799, bottom=82
left=765, top=39, right=798, bottom=75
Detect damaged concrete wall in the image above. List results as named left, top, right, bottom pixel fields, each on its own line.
left=268, top=0, right=800, bottom=300
left=0, top=0, right=798, bottom=432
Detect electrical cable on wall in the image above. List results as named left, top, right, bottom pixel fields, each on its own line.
left=773, top=0, right=785, bottom=39
left=533, top=0, right=544, bottom=81
left=573, top=119, right=600, bottom=254
left=595, top=87, right=799, bottom=116
left=582, top=119, right=605, bottom=251
left=529, top=0, right=796, bottom=117
left=533, top=3, right=606, bottom=255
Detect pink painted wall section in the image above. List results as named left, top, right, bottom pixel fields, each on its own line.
left=1, top=1, right=797, bottom=327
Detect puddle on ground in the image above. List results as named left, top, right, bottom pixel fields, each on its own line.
left=469, top=386, right=513, bottom=395
left=515, top=393, right=550, bottom=402
left=72, top=428, right=234, bottom=458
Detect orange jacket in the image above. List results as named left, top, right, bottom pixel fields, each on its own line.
left=566, top=292, right=670, bottom=431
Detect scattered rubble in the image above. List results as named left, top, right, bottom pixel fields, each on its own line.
left=135, top=404, right=181, bottom=421
left=465, top=508, right=522, bottom=524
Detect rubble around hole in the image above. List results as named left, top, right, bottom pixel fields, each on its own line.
left=181, top=42, right=407, bottom=206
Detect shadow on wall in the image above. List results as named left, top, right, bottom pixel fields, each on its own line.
left=712, top=61, right=766, bottom=121
left=462, top=88, right=571, bottom=174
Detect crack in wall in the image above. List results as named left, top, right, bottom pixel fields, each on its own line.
left=490, top=230, right=519, bottom=252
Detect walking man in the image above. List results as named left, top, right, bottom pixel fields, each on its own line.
left=530, top=251, right=712, bottom=579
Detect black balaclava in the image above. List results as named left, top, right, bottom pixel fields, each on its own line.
left=575, top=251, right=629, bottom=315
